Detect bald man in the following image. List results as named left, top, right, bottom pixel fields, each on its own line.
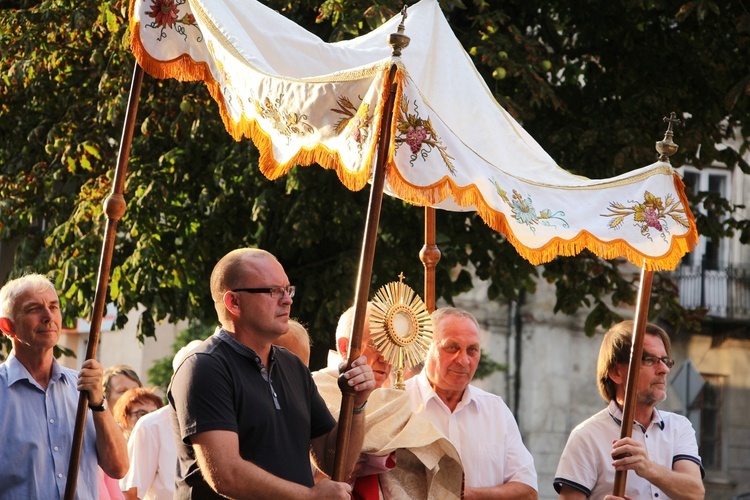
left=168, top=248, right=375, bottom=499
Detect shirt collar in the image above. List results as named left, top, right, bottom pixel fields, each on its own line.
left=607, top=399, right=665, bottom=431
left=415, top=370, right=479, bottom=412
left=4, top=351, right=69, bottom=390
left=216, top=328, right=277, bottom=372
left=326, top=349, right=341, bottom=369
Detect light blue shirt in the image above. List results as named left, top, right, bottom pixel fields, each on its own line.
left=0, top=352, right=99, bottom=499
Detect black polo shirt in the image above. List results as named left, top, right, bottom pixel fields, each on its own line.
left=169, top=330, right=336, bottom=498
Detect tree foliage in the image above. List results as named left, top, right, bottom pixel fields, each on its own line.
left=2, top=0, right=749, bottom=364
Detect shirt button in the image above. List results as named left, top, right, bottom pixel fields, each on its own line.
left=58, top=473, right=63, bottom=478
left=49, top=418, right=55, bottom=423
left=54, top=446, right=59, bottom=451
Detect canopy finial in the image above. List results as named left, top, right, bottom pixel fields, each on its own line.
left=656, top=112, right=681, bottom=163
left=388, top=4, right=410, bottom=57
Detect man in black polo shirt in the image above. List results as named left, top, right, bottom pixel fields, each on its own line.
left=169, top=248, right=375, bottom=499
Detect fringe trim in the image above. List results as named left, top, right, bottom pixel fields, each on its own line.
left=129, top=24, right=214, bottom=83
left=129, top=22, right=388, bottom=190
left=385, top=167, right=698, bottom=271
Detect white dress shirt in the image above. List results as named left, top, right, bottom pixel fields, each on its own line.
left=406, top=371, right=537, bottom=490
left=119, top=406, right=176, bottom=500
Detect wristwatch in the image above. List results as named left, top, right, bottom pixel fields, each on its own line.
left=89, top=400, right=106, bottom=412
left=353, top=400, right=368, bottom=415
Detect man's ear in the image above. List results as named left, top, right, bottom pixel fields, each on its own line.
left=337, top=336, right=349, bottom=358
left=608, top=363, right=626, bottom=385
left=222, top=291, right=241, bottom=317
left=0, top=317, right=15, bottom=338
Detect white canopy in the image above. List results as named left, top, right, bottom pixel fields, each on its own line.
left=129, top=0, right=697, bottom=270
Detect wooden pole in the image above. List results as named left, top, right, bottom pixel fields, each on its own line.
left=612, top=113, right=680, bottom=495
left=420, top=207, right=440, bottom=313
left=612, top=266, right=654, bottom=496
left=331, top=7, right=410, bottom=481
left=331, top=63, right=399, bottom=482
left=64, top=63, right=144, bottom=500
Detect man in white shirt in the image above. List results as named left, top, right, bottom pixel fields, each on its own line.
left=406, top=307, right=538, bottom=499
left=313, top=303, right=463, bottom=499
left=553, top=321, right=704, bottom=499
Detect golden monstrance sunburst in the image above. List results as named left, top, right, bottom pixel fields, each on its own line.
left=369, top=274, right=432, bottom=389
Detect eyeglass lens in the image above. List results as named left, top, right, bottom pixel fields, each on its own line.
left=641, top=354, right=675, bottom=368
left=271, top=286, right=295, bottom=299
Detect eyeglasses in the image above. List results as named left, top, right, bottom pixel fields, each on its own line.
left=127, top=409, right=151, bottom=419
left=232, top=285, right=296, bottom=299
left=641, top=353, right=675, bottom=368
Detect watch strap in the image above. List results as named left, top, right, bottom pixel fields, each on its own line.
left=89, top=402, right=106, bottom=412
left=353, top=400, right=368, bottom=415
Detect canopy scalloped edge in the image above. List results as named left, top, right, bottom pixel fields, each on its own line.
left=385, top=158, right=698, bottom=270
left=129, top=17, right=383, bottom=192
left=128, top=0, right=698, bottom=272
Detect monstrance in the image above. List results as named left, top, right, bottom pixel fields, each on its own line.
left=369, top=274, right=433, bottom=389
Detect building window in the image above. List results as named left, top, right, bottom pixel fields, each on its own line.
left=695, top=374, right=725, bottom=469
left=680, top=166, right=729, bottom=269
left=675, top=166, right=739, bottom=317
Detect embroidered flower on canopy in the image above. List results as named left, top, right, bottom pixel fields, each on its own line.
left=331, top=96, right=373, bottom=152
left=144, top=0, right=201, bottom=42
left=603, top=190, right=689, bottom=241
left=395, top=97, right=455, bottom=174
left=148, top=0, right=179, bottom=28
left=492, top=180, right=568, bottom=234
left=252, top=93, right=314, bottom=143
left=511, top=191, right=537, bottom=225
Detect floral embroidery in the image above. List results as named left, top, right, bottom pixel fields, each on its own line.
left=395, top=97, right=455, bottom=174
left=144, top=0, right=202, bottom=43
left=492, top=179, right=568, bottom=234
left=251, top=93, right=314, bottom=143
left=603, top=191, right=689, bottom=241
left=207, top=40, right=244, bottom=118
left=331, top=96, right=373, bottom=152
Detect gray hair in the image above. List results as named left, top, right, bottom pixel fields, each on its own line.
left=102, top=364, right=142, bottom=399
left=335, top=302, right=374, bottom=342
left=430, top=307, right=479, bottom=341
left=172, top=340, right=204, bottom=372
left=0, top=273, right=57, bottom=321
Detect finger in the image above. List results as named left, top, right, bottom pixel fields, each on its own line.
left=349, top=373, right=373, bottom=388
left=342, top=367, right=360, bottom=381
left=81, top=358, right=103, bottom=372
left=344, top=363, right=372, bottom=380
left=351, top=354, right=367, bottom=367
left=349, top=368, right=375, bottom=384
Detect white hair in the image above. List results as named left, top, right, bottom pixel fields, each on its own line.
left=0, top=274, right=57, bottom=320
left=172, top=339, right=204, bottom=372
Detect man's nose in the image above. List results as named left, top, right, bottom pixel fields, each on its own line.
left=40, top=306, right=53, bottom=321
left=456, top=350, right=469, bottom=366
